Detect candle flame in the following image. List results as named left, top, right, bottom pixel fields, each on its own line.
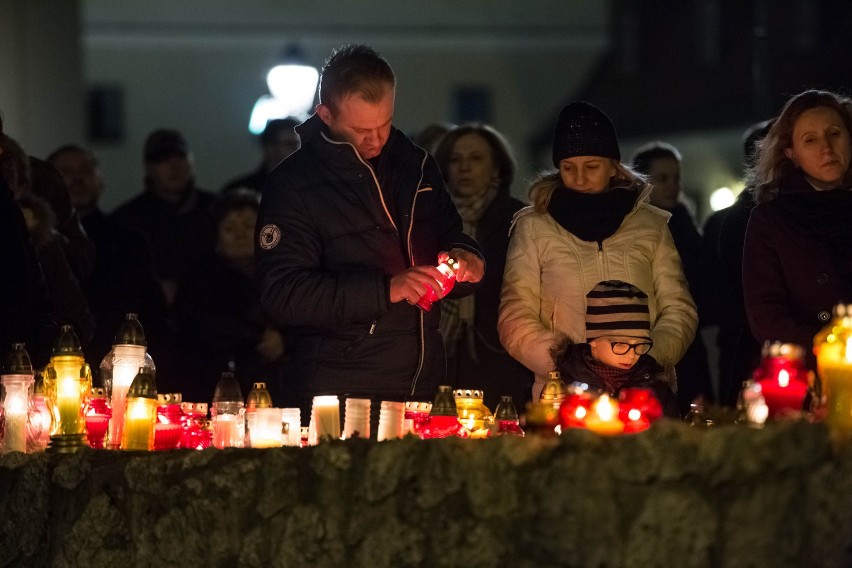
left=846, top=337, right=852, bottom=364
left=575, top=406, right=587, bottom=420
left=595, top=394, right=615, bottom=421
left=777, top=369, right=790, bottom=388
left=627, top=408, right=641, bottom=421
left=128, top=400, right=149, bottom=420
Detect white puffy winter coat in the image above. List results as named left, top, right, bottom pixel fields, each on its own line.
left=498, top=185, right=697, bottom=399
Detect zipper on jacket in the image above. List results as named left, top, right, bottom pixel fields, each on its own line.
left=342, top=318, right=378, bottom=357
left=596, top=240, right=605, bottom=277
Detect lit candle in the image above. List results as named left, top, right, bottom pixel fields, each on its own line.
left=108, top=345, right=147, bottom=448
left=559, top=391, right=592, bottom=430
left=618, top=388, right=662, bottom=434
left=312, top=396, right=340, bottom=440
left=585, top=394, right=625, bottom=436
left=818, top=336, right=852, bottom=432
left=213, top=414, right=241, bottom=448
left=251, top=407, right=283, bottom=448
left=56, top=369, right=83, bottom=434
left=3, top=393, right=28, bottom=453
left=758, top=367, right=808, bottom=418
left=122, top=397, right=155, bottom=451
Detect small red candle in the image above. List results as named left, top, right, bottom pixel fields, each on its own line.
left=559, top=391, right=593, bottom=430
left=85, top=388, right=112, bottom=449
left=618, top=388, right=662, bottom=433
left=752, top=343, right=809, bottom=419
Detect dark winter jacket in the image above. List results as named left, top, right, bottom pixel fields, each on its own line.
left=256, top=114, right=482, bottom=401
left=111, top=183, right=216, bottom=285
left=444, top=192, right=533, bottom=411
left=743, top=171, right=852, bottom=369
left=551, top=339, right=679, bottom=418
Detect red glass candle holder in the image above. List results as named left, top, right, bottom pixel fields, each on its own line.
left=417, top=257, right=458, bottom=312
left=179, top=402, right=211, bottom=450
left=559, top=390, right=593, bottom=430
left=85, top=388, right=111, bottom=449
left=618, top=387, right=663, bottom=434
left=154, top=393, right=184, bottom=451
left=752, top=342, right=809, bottom=419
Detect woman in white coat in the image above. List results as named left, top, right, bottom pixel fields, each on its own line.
left=498, top=102, right=697, bottom=403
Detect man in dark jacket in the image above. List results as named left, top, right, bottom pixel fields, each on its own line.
left=256, top=44, right=484, bottom=418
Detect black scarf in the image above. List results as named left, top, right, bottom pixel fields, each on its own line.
left=776, top=169, right=852, bottom=271
left=547, top=186, right=637, bottom=243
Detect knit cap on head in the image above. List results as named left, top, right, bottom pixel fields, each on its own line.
left=552, top=101, right=620, bottom=168
left=585, top=280, right=650, bottom=341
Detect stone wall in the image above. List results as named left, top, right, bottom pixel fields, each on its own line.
left=1, top=420, right=850, bottom=567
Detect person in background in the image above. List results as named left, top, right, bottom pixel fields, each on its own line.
left=701, top=120, right=772, bottom=404
left=47, top=144, right=176, bottom=389
left=0, top=115, right=55, bottom=365
left=631, top=142, right=715, bottom=414
left=415, top=121, right=455, bottom=156
left=551, top=280, right=679, bottom=418
left=433, top=123, right=532, bottom=411
left=499, top=101, right=697, bottom=404
left=743, top=89, right=852, bottom=371
left=256, top=44, right=484, bottom=427
left=29, top=157, right=95, bottom=285
left=176, top=189, right=289, bottom=402
left=112, top=128, right=216, bottom=308
left=1, top=133, right=94, bottom=348
left=222, top=117, right=301, bottom=194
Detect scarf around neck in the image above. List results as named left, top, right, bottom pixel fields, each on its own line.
left=547, top=185, right=637, bottom=243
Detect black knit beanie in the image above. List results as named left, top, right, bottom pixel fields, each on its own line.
left=552, top=101, right=620, bottom=167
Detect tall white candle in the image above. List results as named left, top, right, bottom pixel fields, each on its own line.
left=312, top=396, right=340, bottom=440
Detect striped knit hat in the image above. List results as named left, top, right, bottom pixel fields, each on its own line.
left=585, top=280, right=650, bottom=341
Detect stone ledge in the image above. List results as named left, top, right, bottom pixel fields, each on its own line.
left=0, top=420, right=850, bottom=568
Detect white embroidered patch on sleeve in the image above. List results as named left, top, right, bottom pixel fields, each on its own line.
left=259, top=224, right=281, bottom=250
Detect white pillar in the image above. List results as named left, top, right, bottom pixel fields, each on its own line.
left=0, top=0, right=84, bottom=156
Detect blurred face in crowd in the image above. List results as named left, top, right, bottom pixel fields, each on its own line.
left=317, top=85, right=394, bottom=160
left=50, top=149, right=103, bottom=213
left=646, top=156, right=681, bottom=209
left=559, top=156, right=617, bottom=193
left=447, top=133, right=498, bottom=198
left=785, top=106, right=851, bottom=189
left=263, top=130, right=300, bottom=171
left=146, top=152, right=194, bottom=202
left=217, top=206, right=257, bottom=261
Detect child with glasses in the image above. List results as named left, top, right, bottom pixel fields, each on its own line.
left=551, top=280, right=679, bottom=417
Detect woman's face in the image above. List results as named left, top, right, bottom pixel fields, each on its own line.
left=447, top=133, right=497, bottom=197
left=646, top=156, right=681, bottom=209
left=785, top=106, right=851, bottom=189
left=217, top=207, right=257, bottom=260
left=558, top=156, right=617, bottom=193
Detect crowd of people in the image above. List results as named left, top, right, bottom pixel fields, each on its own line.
left=1, top=43, right=850, bottom=431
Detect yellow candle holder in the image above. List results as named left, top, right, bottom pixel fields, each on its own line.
left=43, top=326, right=92, bottom=453
left=814, top=304, right=852, bottom=443
left=120, top=368, right=158, bottom=451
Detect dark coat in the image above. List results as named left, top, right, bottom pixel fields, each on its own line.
left=444, top=192, right=533, bottom=411
left=0, top=179, right=55, bottom=366
left=666, top=203, right=714, bottom=413
left=743, top=174, right=852, bottom=369
left=256, top=114, right=482, bottom=401
left=111, top=184, right=216, bottom=285
left=703, top=189, right=761, bottom=404
left=551, top=339, right=679, bottom=418
left=79, top=209, right=173, bottom=380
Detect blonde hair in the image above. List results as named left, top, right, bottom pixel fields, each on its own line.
left=749, top=90, right=852, bottom=204
left=528, top=159, right=648, bottom=213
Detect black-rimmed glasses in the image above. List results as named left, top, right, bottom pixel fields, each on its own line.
left=609, top=341, right=653, bottom=356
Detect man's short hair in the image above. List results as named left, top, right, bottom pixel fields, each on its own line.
left=318, top=44, right=395, bottom=112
